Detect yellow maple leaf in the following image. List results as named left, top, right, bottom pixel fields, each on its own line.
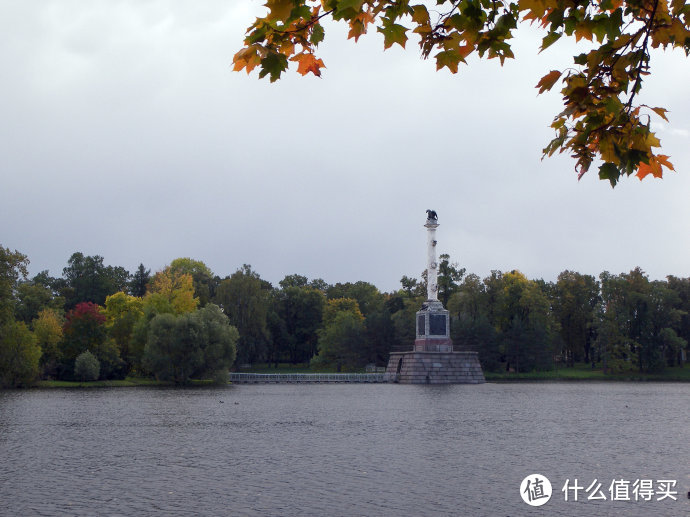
left=265, top=0, right=295, bottom=22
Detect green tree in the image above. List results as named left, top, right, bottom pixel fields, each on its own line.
left=453, top=313, right=501, bottom=371
left=271, top=279, right=325, bottom=364
left=0, top=321, right=41, bottom=387
left=313, top=311, right=365, bottom=371
left=666, top=275, right=690, bottom=365
left=144, top=312, right=203, bottom=383
left=214, top=265, right=271, bottom=365
left=143, top=305, right=238, bottom=383
left=192, top=304, right=239, bottom=378
left=326, top=281, right=384, bottom=317
left=645, top=279, right=685, bottom=371
left=391, top=296, right=424, bottom=350
left=322, top=297, right=363, bottom=326
left=364, top=308, right=398, bottom=366
left=61, top=253, right=130, bottom=309
left=128, top=274, right=198, bottom=375
left=0, top=246, right=29, bottom=325
left=497, top=270, right=557, bottom=372
left=236, top=0, right=687, bottom=185
left=448, top=274, right=500, bottom=370
left=553, top=271, right=600, bottom=366
left=279, top=274, right=309, bottom=289
left=129, top=264, right=151, bottom=298
left=437, top=254, right=465, bottom=307
left=14, top=280, right=63, bottom=323
left=448, top=274, right=484, bottom=321
left=400, top=275, right=423, bottom=298
left=74, top=350, right=100, bottom=381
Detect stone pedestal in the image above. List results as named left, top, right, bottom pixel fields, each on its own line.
left=386, top=298, right=485, bottom=384
left=415, top=300, right=452, bottom=352
left=385, top=350, right=485, bottom=384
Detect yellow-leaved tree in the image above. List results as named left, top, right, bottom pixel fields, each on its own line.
left=146, top=269, right=199, bottom=315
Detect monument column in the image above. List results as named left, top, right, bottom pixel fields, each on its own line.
left=414, top=210, right=452, bottom=352
left=425, top=216, right=439, bottom=302
left=384, top=209, right=485, bottom=383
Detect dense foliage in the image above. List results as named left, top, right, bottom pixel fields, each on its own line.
left=235, top=0, right=690, bottom=185
left=0, top=244, right=689, bottom=386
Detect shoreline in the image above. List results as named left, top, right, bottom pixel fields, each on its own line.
left=17, top=367, right=690, bottom=389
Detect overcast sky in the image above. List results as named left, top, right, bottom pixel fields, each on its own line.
left=2, top=1, right=689, bottom=292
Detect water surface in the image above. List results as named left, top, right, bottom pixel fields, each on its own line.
left=0, top=382, right=688, bottom=516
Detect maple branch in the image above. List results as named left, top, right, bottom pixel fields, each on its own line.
left=625, top=0, right=659, bottom=112
left=273, top=9, right=334, bottom=35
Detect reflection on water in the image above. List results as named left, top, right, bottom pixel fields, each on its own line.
left=0, top=383, right=688, bottom=516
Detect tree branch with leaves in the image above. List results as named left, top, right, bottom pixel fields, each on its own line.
left=235, top=0, right=689, bottom=186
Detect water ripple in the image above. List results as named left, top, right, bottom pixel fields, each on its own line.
left=0, top=383, right=688, bottom=516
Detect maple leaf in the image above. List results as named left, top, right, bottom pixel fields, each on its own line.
left=411, top=4, right=430, bottom=25
left=335, top=0, right=365, bottom=18
left=636, top=159, right=662, bottom=180
left=233, top=47, right=262, bottom=74
left=290, top=53, right=326, bottom=76
left=259, top=52, right=289, bottom=82
left=310, top=23, right=325, bottom=45
left=348, top=11, right=375, bottom=42
left=535, top=70, right=562, bottom=94
left=265, top=0, right=295, bottom=22
left=635, top=154, right=674, bottom=181
left=650, top=107, right=669, bottom=122
left=435, top=50, right=462, bottom=73
left=378, top=23, right=408, bottom=49
left=657, top=154, right=675, bottom=171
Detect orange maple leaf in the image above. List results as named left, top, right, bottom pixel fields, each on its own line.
left=535, top=70, right=562, bottom=94
left=348, top=11, right=375, bottom=42
left=290, top=53, right=325, bottom=76
left=233, top=47, right=262, bottom=74
left=636, top=154, right=674, bottom=180
left=656, top=154, right=675, bottom=171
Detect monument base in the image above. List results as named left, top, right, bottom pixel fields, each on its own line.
left=385, top=351, right=485, bottom=384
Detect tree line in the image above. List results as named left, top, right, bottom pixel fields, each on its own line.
left=1, top=245, right=689, bottom=387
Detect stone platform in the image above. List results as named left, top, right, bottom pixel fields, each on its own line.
left=385, top=351, right=485, bottom=384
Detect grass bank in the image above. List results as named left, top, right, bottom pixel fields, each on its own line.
left=35, top=377, right=218, bottom=388
left=485, top=364, right=690, bottom=382
left=32, top=364, right=690, bottom=387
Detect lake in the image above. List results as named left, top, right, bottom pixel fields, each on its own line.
left=0, top=382, right=688, bottom=516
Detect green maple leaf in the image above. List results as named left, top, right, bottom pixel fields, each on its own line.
left=259, top=52, right=289, bottom=82
left=435, top=50, right=462, bottom=73
left=310, top=23, right=325, bottom=45
left=377, top=23, right=408, bottom=49
left=335, top=0, right=365, bottom=19
left=598, top=162, right=620, bottom=187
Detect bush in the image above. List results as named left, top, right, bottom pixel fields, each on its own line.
left=74, top=350, right=100, bottom=381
